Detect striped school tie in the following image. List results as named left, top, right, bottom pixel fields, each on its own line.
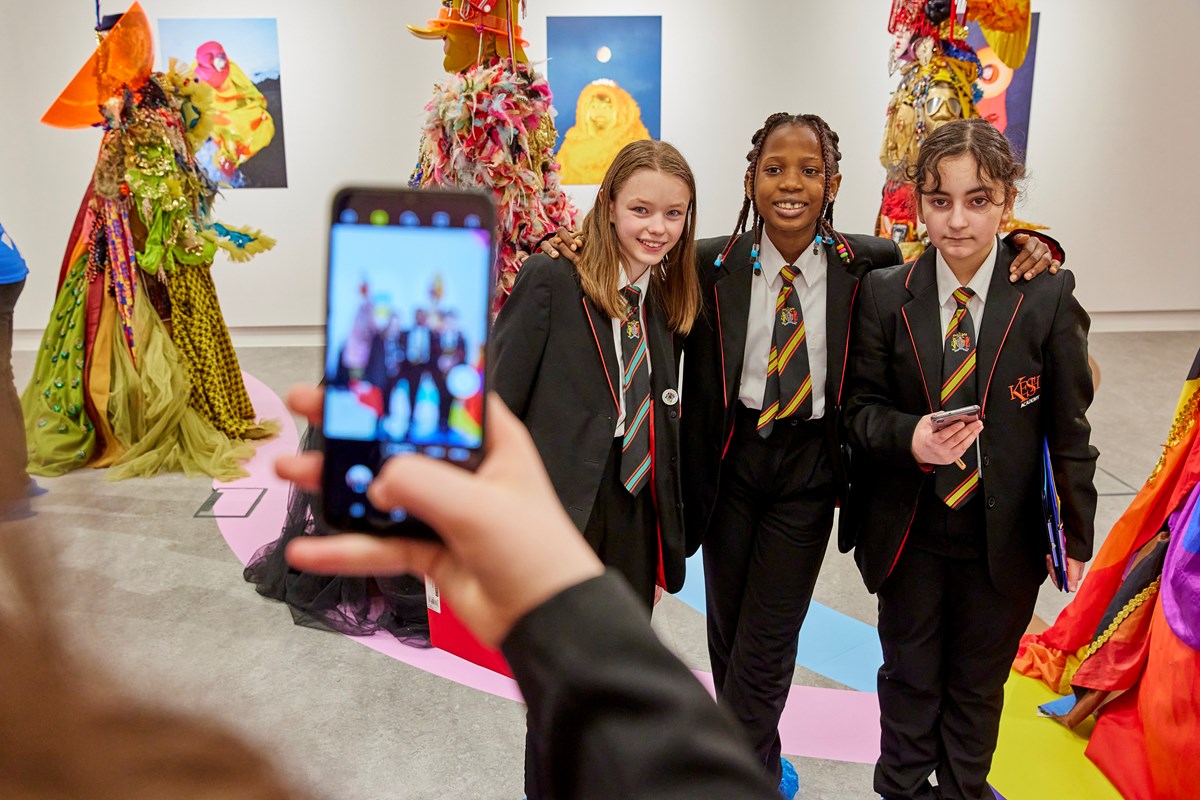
left=620, top=286, right=652, bottom=495
left=758, top=264, right=813, bottom=438
left=935, top=287, right=980, bottom=509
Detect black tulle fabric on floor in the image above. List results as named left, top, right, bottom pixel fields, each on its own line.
left=243, top=425, right=431, bottom=646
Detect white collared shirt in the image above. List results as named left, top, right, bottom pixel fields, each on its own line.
left=613, top=267, right=653, bottom=436
left=935, top=236, right=998, bottom=338
left=738, top=235, right=827, bottom=419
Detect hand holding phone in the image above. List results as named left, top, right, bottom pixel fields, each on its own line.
left=930, top=404, right=981, bottom=432
left=912, top=406, right=983, bottom=467
left=321, top=187, right=496, bottom=538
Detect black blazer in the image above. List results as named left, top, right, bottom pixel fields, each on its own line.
left=680, top=233, right=903, bottom=555
left=490, top=254, right=687, bottom=591
left=503, top=572, right=780, bottom=800
left=843, top=242, right=1098, bottom=598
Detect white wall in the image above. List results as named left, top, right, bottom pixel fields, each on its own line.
left=2, top=0, right=1197, bottom=345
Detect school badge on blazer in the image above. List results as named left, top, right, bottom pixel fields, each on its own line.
left=661, top=389, right=679, bottom=406
left=1009, top=374, right=1042, bottom=408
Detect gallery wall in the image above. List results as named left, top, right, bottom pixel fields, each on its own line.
left=2, top=0, right=1197, bottom=345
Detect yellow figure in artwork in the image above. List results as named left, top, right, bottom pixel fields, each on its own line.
left=191, top=40, right=275, bottom=179
left=557, top=79, right=651, bottom=185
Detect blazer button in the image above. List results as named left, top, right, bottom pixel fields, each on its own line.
left=670, top=456, right=678, bottom=464
left=983, top=455, right=991, bottom=467
left=987, top=496, right=997, bottom=509
left=670, top=410, right=678, bottom=419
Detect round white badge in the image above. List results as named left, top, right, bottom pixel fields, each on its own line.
left=662, top=389, right=679, bottom=406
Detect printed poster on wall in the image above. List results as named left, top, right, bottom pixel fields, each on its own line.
left=968, top=13, right=1039, bottom=164
left=546, top=16, right=662, bottom=186
left=158, top=18, right=288, bottom=188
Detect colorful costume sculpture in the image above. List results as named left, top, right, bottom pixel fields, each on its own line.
left=22, top=4, right=275, bottom=480
left=877, top=0, right=1033, bottom=259
left=408, top=0, right=578, bottom=301
left=1015, top=349, right=1200, bottom=800
left=246, top=0, right=576, bottom=642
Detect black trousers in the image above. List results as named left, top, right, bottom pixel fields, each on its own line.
left=702, top=404, right=836, bottom=782
left=875, top=532, right=1039, bottom=800
left=0, top=279, right=27, bottom=504
left=403, top=363, right=434, bottom=423
left=526, top=437, right=658, bottom=798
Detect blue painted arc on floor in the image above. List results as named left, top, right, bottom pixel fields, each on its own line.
left=676, top=551, right=883, bottom=692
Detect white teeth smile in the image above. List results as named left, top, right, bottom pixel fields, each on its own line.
left=639, top=240, right=665, bottom=249
left=774, top=202, right=806, bottom=210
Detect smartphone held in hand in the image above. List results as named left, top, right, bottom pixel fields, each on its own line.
left=321, top=187, right=496, bottom=538
left=930, top=404, right=981, bottom=432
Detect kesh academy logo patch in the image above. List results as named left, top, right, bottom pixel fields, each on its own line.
left=625, top=320, right=642, bottom=339
left=949, top=332, right=972, bottom=352
left=779, top=307, right=799, bottom=326
left=1009, top=374, right=1042, bottom=408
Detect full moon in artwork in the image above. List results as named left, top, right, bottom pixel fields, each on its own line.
left=596, top=45, right=612, bottom=63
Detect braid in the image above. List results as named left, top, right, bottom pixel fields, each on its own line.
left=795, top=113, right=854, bottom=263
left=795, top=114, right=842, bottom=236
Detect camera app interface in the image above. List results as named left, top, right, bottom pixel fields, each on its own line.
left=325, top=215, right=490, bottom=456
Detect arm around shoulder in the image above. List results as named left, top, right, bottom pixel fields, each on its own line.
left=1045, top=269, right=1099, bottom=561
left=490, top=256, right=555, bottom=419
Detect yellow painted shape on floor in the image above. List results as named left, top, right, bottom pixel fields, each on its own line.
left=989, top=672, right=1123, bottom=800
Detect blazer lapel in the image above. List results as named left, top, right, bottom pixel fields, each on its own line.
left=900, top=251, right=943, bottom=413
left=825, top=249, right=859, bottom=407
left=713, top=235, right=755, bottom=410
left=975, top=241, right=1024, bottom=417
left=581, top=295, right=621, bottom=413
left=645, top=294, right=678, bottom=398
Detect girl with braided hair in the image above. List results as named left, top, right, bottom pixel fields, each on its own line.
left=683, top=113, right=904, bottom=796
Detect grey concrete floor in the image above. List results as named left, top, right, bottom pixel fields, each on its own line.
left=7, top=330, right=1199, bottom=800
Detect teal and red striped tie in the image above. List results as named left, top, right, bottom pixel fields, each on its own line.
left=758, top=265, right=813, bottom=437
left=935, top=286, right=980, bottom=508
left=620, top=286, right=652, bottom=495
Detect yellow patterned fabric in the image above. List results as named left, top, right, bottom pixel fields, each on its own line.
left=165, top=264, right=276, bottom=441
left=105, top=279, right=257, bottom=481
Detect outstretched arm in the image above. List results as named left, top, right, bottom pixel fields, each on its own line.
left=279, top=389, right=779, bottom=800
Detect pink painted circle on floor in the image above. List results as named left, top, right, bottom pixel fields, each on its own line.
left=214, top=374, right=880, bottom=764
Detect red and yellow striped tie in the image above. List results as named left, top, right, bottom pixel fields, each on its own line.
left=758, top=265, right=812, bottom=438
left=935, top=286, right=979, bottom=508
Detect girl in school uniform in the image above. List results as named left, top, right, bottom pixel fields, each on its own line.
left=491, top=138, right=700, bottom=606
left=844, top=118, right=1096, bottom=800
left=682, top=113, right=903, bottom=796
left=489, top=138, right=701, bottom=799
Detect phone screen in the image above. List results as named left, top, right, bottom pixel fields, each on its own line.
left=323, top=189, right=494, bottom=535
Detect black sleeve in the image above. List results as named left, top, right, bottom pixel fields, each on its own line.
left=1044, top=270, right=1098, bottom=561
left=502, top=573, right=779, bottom=800
left=844, top=273, right=924, bottom=468
left=489, top=257, right=553, bottom=418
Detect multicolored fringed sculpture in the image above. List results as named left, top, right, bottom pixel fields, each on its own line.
left=877, top=0, right=1034, bottom=259
left=21, top=2, right=276, bottom=481
left=407, top=0, right=578, bottom=307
